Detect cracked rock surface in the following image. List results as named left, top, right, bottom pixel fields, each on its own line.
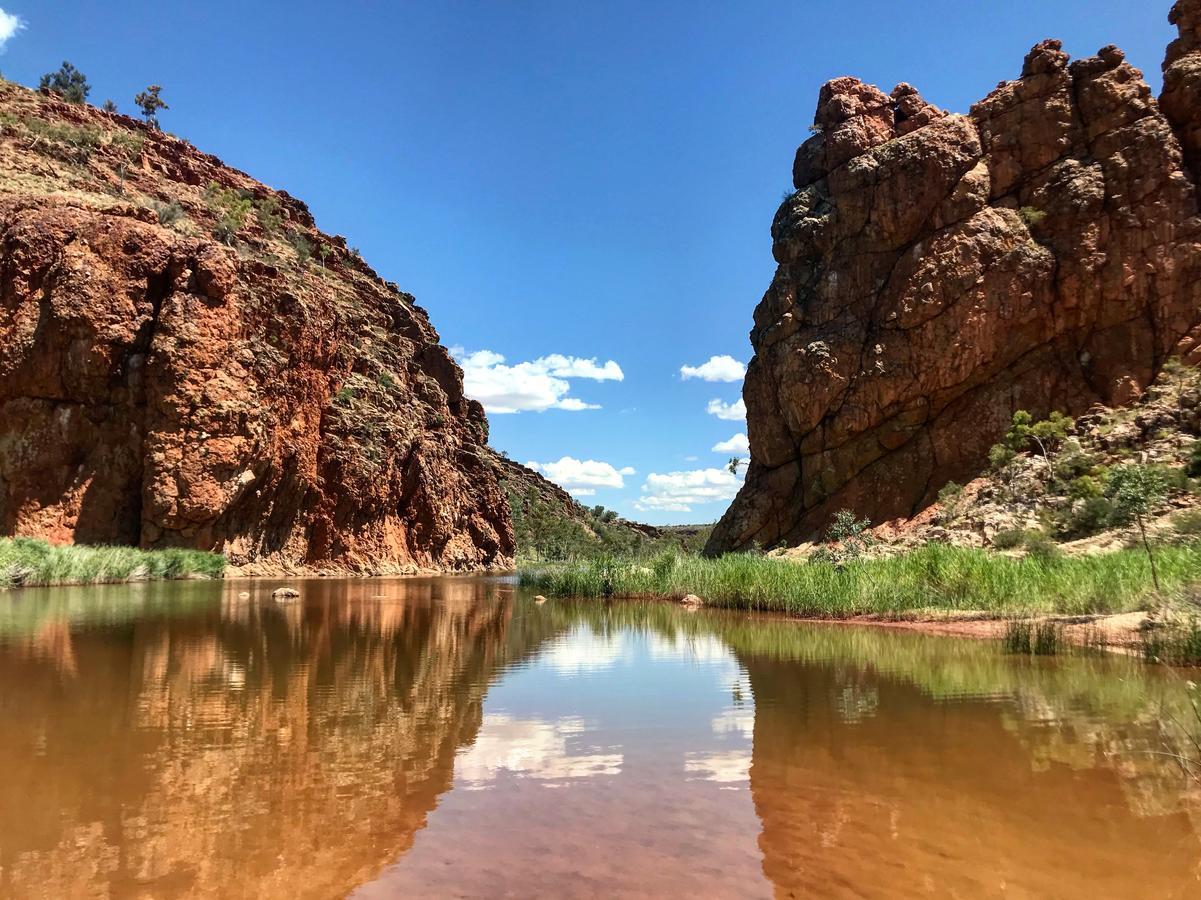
left=708, top=2, right=1201, bottom=554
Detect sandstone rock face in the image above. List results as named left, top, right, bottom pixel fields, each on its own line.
left=1164, top=0, right=1201, bottom=180
left=0, top=84, right=513, bottom=572
left=708, top=5, right=1201, bottom=554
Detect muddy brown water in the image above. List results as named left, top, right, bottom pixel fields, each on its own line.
left=0, top=576, right=1198, bottom=898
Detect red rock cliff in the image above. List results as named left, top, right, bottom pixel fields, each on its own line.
left=1163, top=0, right=1201, bottom=180
left=0, top=83, right=513, bottom=572
left=707, top=2, right=1201, bottom=554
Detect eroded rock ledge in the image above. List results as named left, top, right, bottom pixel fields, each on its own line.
left=707, top=1, right=1201, bottom=554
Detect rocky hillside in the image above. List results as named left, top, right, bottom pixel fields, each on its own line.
left=490, top=453, right=708, bottom=560
left=0, top=81, right=513, bottom=573
left=770, top=359, right=1201, bottom=561
left=709, top=0, right=1201, bottom=555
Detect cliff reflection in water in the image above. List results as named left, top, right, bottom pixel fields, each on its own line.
left=734, top=632, right=1201, bottom=897
left=0, top=577, right=565, bottom=899
left=0, top=585, right=1199, bottom=898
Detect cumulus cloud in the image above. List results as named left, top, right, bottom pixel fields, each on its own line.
left=570, top=488, right=596, bottom=497
left=635, top=466, right=742, bottom=513
left=0, top=8, right=24, bottom=51
left=556, top=397, right=599, bottom=411
left=711, top=432, right=749, bottom=454
left=452, top=347, right=622, bottom=414
left=706, top=398, right=746, bottom=421
left=537, top=354, right=624, bottom=381
left=681, top=355, right=746, bottom=383
left=527, top=456, right=635, bottom=491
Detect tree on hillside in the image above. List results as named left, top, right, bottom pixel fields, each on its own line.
left=134, top=85, right=168, bottom=128
left=727, top=457, right=743, bottom=476
left=102, top=99, right=117, bottom=113
left=817, top=509, right=875, bottom=564
left=1106, top=464, right=1168, bottom=592
left=39, top=61, right=89, bottom=104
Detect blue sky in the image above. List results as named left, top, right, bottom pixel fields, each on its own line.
left=0, top=1, right=1175, bottom=524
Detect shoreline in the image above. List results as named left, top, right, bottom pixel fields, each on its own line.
left=805, top=609, right=1151, bottom=651
left=0, top=535, right=517, bottom=590
left=621, top=590, right=1154, bottom=651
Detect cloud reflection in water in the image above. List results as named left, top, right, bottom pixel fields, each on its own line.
left=455, top=714, right=623, bottom=788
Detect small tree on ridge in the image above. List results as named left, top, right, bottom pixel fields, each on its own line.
left=39, top=61, right=90, bottom=104
left=134, top=85, right=168, bottom=128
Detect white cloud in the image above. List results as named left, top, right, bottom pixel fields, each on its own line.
left=711, top=433, right=749, bottom=454
left=634, top=496, right=694, bottom=513
left=0, top=9, right=24, bottom=51
left=452, top=347, right=621, bottom=414
left=681, top=355, right=746, bottom=383
left=537, top=354, right=624, bottom=381
left=527, top=456, right=635, bottom=490
left=556, top=397, right=600, bottom=411
left=570, top=488, right=596, bottom=497
left=635, top=466, right=742, bottom=514
left=684, top=455, right=699, bottom=462
left=706, top=398, right=746, bottom=421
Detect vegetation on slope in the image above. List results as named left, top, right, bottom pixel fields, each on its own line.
left=493, top=453, right=709, bottom=562
left=0, top=538, right=226, bottom=589
left=920, top=358, right=1201, bottom=552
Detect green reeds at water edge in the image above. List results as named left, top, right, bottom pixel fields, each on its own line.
left=1002, top=620, right=1063, bottom=656
left=1142, top=618, right=1201, bottom=667
left=0, top=537, right=226, bottom=588
left=520, top=543, right=1201, bottom=618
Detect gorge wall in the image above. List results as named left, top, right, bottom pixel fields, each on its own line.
left=0, top=83, right=513, bottom=572
left=707, top=0, right=1201, bottom=554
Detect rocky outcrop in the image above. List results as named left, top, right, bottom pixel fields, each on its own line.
left=708, top=3, right=1201, bottom=554
left=0, top=82, right=513, bottom=572
left=1163, top=0, right=1201, bottom=181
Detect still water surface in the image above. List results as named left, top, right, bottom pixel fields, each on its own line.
left=0, top=576, right=1198, bottom=898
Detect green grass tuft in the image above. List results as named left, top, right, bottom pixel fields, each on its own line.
left=0, top=537, right=225, bottom=589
